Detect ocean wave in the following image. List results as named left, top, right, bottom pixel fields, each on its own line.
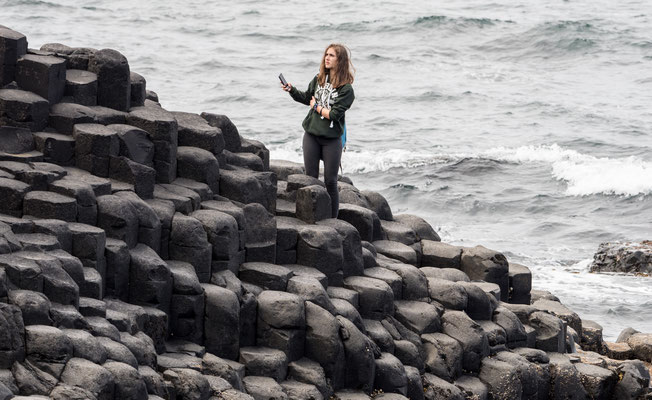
left=481, top=144, right=652, bottom=196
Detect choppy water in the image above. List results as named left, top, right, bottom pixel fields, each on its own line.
left=3, top=0, right=651, bottom=340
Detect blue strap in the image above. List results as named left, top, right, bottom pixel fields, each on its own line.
left=341, top=123, right=347, bottom=149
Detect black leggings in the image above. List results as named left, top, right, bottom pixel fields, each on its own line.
left=302, top=132, right=342, bottom=218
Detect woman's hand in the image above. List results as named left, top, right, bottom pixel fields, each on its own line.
left=309, top=96, right=316, bottom=109
left=281, top=82, right=292, bottom=92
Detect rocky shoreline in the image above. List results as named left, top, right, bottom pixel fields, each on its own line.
left=0, top=26, right=650, bottom=399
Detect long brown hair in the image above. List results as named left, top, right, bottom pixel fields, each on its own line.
left=318, top=43, right=355, bottom=88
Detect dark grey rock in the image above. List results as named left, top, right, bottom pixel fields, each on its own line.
left=421, top=333, right=463, bottom=381
left=421, top=240, right=462, bottom=269
left=239, top=137, right=270, bottom=170
left=24, top=324, right=72, bottom=376
left=287, top=357, right=331, bottom=399
left=422, top=373, right=465, bottom=400
left=242, top=375, right=287, bottom=400
left=0, top=177, right=30, bottom=217
left=203, top=283, right=240, bottom=360
left=509, top=262, right=532, bottom=304
left=192, top=209, right=240, bottom=274
left=331, top=298, right=365, bottom=332
left=16, top=251, right=79, bottom=307
left=393, top=214, right=440, bottom=242
left=173, top=111, right=224, bottom=155
left=363, top=319, right=395, bottom=353
left=23, top=190, right=76, bottom=221
left=528, top=311, right=566, bottom=353
left=336, top=316, right=377, bottom=392
left=374, top=352, right=408, bottom=396
left=380, top=260, right=429, bottom=301
left=109, top=156, right=156, bottom=198
left=200, top=112, right=241, bottom=152
left=426, top=277, right=467, bottom=310
left=343, top=276, right=394, bottom=319
left=316, top=218, right=364, bottom=279
left=202, top=353, right=246, bottom=392
left=49, top=303, right=87, bottom=330
left=287, top=275, right=334, bottom=314
left=280, top=380, right=323, bottom=400
left=613, top=360, right=650, bottom=399
left=296, top=184, right=331, bottom=223
left=337, top=203, right=379, bottom=242
left=379, top=220, right=417, bottom=245
left=129, top=71, right=146, bottom=107
left=102, top=360, right=147, bottom=400
left=96, top=336, right=138, bottom=368
left=0, top=126, right=33, bottom=155
left=305, top=301, right=345, bottom=390
left=16, top=54, right=66, bottom=104
left=626, top=333, right=652, bottom=362
left=239, top=262, right=291, bottom=291
left=327, top=286, right=359, bottom=308
left=119, top=331, right=157, bottom=368
left=62, top=328, right=107, bottom=364
left=49, top=103, right=95, bottom=134
left=460, top=245, right=509, bottom=301
left=65, top=69, right=97, bottom=106
left=11, top=360, right=57, bottom=396
left=441, top=310, right=489, bottom=372
left=269, top=159, right=304, bottom=181
left=373, top=240, right=417, bottom=266
left=0, top=89, right=48, bottom=131
left=8, top=289, right=52, bottom=325
left=88, top=48, right=130, bottom=111
left=0, top=302, right=25, bottom=369
left=169, top=212, right=212, bottom=282
left=1, top=27, right=28, bottom=85
left=32, top=132, right=75, bottom=166
left=239, top=346, right=288, bottom=382
left=547, top=353, right=589, bottom=399
left=590, top=241, right=652, bottom=275
left=60, top=357, right=115, bottom=400
left=394, top=300, right=441, bottom=335
left=96, top=194, right=139, bottom=248
left=50, top=384, right=98, bottom=400
left=220, top=168, right=277, bottom=214
left=177, top=146, right=220, bottom=193
left=128, top=244, right=172, bottom=313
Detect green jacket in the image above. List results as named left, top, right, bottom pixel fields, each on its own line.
left=289, top=75, right=354, bottom=139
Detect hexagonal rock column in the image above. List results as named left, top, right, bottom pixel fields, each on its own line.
left=0, top=302, right=25, bottom=369
left=33, top=131, right=75, bottom=166
left=460, top=245, right=509, bottom=302
left=296, top=184, right=331, bottom=224
left=337, top=203, right=382, bottom=243
left=110, top=124, right=154, bottom=166
left=96, top=194, right=140, bottom=248
left=393, top=213, right=441, bottom=242
left=275, top=216, right=306, bottom=265
left=373, top=240, right=418, bottom=266
left=257, top=290, right=306, bottom=362
left=169, top=213, right=212, bottom=283
left=297, top=224, right=344, bottom=286
left=305, top=301, right=346, bottom=391
left=16, top=54, right=66, bottom=104
left=48, top=103, right=95, bottom=135
left=104, top=238, right=130, bottom=301
left=23, top=190, right=76, bottom=222
left=0, top=177, right=30, bottom=217
left=130, top=71, right=146, bottom=108
left=337, top=315, right=378, bottom=393
left=49, top=178, right=98, bottom=225
left=191, top=209, right=240, bottom=274
left=0, top=88, right=49, bottom=131
left=243, top=203, right=276, bottom=263
left=127, top=105, right=178, bottom=183
left=128, top=244, right=172, bottom=315
left=203, top=283, right=239, bottom=360
left=65, top=69, right=97, bottom=106
left=109, top=156, right=156, bottom=199
left=73, top=123, right=119, bottom=177
left=173, top=111, right=225, bottom=156
left=220, top=167, right=277, bottom=214
left=509, top=262, right=532, bottom=304
left=0, top=126, right=34, bottom=156
left=441, top=310, right=490, bottom=373
left=176, top=146, right=220, bottom=194
left=88, top=48, right=130, bottom=111
left=0, top=26, right=28, bottom=85
left=201, top=112, right=241, bottom=152
left=343, top=276, right=395, bottom=320
left=168, top=261, right=204, bottom=344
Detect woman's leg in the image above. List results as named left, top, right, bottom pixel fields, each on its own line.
left=302, top=132, right=321, bottom=178
left=321, top=136, right=343, bottom=218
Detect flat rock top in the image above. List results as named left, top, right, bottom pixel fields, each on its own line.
left=128, top=105, right=175, bottom=122
left=66, top=69, right=97, bottom=83
left=0, top=88, right=47, bottom=103
left=24, top=190, right=75, bottom=203
left=20, top=53, right=66, bottom=66
left=0, top=26, right=26, bottom=40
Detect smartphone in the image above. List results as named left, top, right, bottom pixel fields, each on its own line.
left=279, top=73, right=288, bottom=86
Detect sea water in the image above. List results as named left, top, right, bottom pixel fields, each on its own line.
left=3, top=0, right=651, bottom=340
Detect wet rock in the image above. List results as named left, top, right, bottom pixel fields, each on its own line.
left=613, top=360, right=650, bottom=399
left=88, top=48, right=130, bottom=111
left=575, top=362, right=617, bottom=399
left=590, top=241, right=652, bottom=274
left=581, top=320, right=604, bottom=353
left=528, top=311, right=566, bottom=353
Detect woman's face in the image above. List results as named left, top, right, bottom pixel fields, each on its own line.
left=324, top=47, right=337, bottom=70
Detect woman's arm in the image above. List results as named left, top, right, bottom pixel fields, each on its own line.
left=283, top=77, right=316, bottom=106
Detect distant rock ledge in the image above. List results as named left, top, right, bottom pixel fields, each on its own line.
left=590, top=241, right=652, bottom=276
left=0, top=25, right=650, bottom=399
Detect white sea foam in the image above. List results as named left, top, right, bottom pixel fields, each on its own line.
left=481, top=144, right=652, bottom=196
left=269, top=142, right=652, bottom=197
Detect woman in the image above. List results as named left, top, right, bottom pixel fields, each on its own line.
left=282, top=43, right=355, bottom=218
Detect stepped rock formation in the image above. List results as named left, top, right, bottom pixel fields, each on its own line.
left=0, top=26, right=650, bottom=399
